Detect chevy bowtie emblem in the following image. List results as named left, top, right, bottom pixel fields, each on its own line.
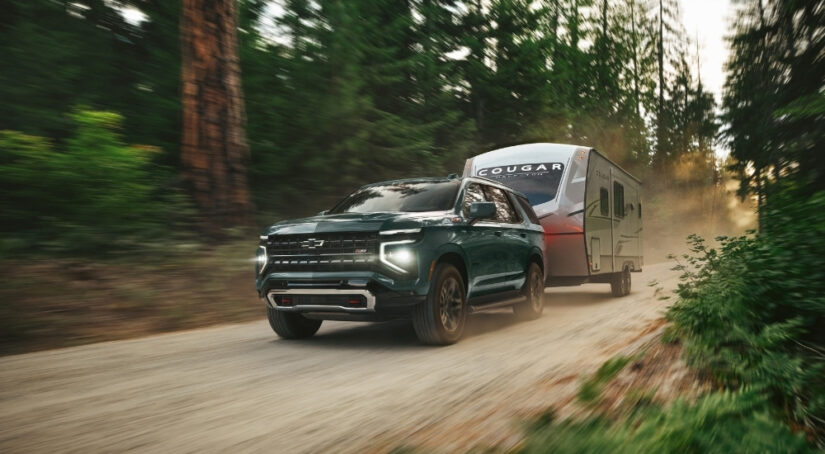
left=300, top=238, right=325, bottom=249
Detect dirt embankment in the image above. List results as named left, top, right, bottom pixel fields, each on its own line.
left=0, top=242, right=262, bottom=355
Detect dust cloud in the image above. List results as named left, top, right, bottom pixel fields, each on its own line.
left=642, top=176, right=756, bottom=264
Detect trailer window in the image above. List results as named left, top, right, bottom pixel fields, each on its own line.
left=476, top=163, right=564, bottom=206
left=614, top=182, right=625, bottom=218
left=600, top=188, right=609, bottom=216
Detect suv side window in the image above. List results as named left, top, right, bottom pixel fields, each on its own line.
left=482, top=185, right=520, bottom=224
left=461, top=183, right=487, bottom=218
left=515, top=195, right=540, bottom=224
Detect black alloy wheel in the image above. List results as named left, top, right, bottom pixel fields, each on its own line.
left=413, top=263, right=467, bottom=345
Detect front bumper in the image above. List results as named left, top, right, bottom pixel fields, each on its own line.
left=257, top=271, right=429, bottom=320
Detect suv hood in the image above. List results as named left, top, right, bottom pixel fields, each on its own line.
left=263, top=211, right=455, bottom=236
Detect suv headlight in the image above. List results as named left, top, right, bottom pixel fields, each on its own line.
left=256, top=245, right=268, bottom=275
left=380, top=240, right=417, bottom=274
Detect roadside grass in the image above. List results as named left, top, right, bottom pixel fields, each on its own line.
left=520, top=388, right=814, bottom=454
left=520, top=342, right=815, bottom=454
left=576, top=355, right=633, bottom=403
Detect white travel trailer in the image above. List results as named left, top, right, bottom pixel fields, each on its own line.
left=463, top=143, right=643, bottom=296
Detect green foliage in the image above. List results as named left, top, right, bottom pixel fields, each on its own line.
left=524, top=186, right=825, bottom=452
left=521, top=390, right=814, bottom=454
left=0, top=0, right=181, bottom=160
left=667, top=187, right=825, bottom=442
left=578, top=356, right=633, bottom=403
left=723, top=0, right=825, bottom=202
left=0, top=109, right=191, bottom=255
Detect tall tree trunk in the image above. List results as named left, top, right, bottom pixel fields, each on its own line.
left=550, top=0, right=560, bottom=62
left=630, top=0, right=640, bottom=118
left=180, top=0, right=252, bottom=236
left=657, top=0, right=664, bottom=113
left=655, top=0, right=665, bottom=166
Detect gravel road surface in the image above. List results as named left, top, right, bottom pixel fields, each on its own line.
left=0, top=262, right=678, bottom=453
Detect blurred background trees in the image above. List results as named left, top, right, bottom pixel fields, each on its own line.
left=3, top=0, right=815, bottom=250
left=723, top=0, right=825, bottom=227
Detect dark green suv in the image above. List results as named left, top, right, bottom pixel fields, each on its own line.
left=255, top=176, right=545, bottom=345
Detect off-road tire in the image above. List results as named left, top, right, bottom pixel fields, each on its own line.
left=412, top=263, right=467, bottom=345
left=513, top=263, right=545, bottom=320
left=610, top=266, right=631, bottom=297
left=267, top=307, right=323, bottom=339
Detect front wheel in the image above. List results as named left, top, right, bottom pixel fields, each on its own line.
left=267, top=307, right=322, bottom=339
left=412, top=263, right=467, bottom=345
left=610, top=267, right=631, bottom=297
left=513, top=263, right=544, bottom=320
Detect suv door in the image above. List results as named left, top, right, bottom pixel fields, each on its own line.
left=460, top=183, right=499, bottom=297
left=479, top=185, right=529, bottom=287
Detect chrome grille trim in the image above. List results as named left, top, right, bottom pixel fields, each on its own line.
left=266, top=288, right=376, bottom=312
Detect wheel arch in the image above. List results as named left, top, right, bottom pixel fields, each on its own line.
left=527, top=247, right=545, bottom=279
left=432, top=245, right=469, bottom=293
left=621, top=260, right=635, bottom=272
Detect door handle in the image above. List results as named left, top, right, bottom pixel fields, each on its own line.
left=494, top=231, right=502, bottom=237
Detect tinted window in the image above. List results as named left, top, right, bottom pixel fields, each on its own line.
left=516, top=195, right=540, bottom=224
left=477, top=162, right=564, bottom=206
left=614, top=182, right=625, bottom=218
left=600, top=188, right=609, bottom=216
left=330, top=181, right=460, bottom=214
left=482, top=185, right=519, bottom=224
left=461, top=183, right=487, bottom=218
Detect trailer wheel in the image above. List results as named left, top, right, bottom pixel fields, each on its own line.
left=611, top=266, right=631, bottom=297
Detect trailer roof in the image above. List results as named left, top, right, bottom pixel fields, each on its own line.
left=466, top=143, right=641, bottom=184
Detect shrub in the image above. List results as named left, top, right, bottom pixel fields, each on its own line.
left=521, top=390, right=813, bottom=454
left=667, top=188, right=825, bottom=443
left=577, top=356, right=632, bottom=403
left=0, top=109, right=192, bottom=255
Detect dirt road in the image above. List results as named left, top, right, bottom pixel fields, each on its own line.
left=0, top=262, right=679, bottom=453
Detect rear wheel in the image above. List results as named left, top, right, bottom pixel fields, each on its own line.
left=610, top=266, right=631, bottom=297
left=267, top=307, right=323, bottom=339
left=513, top=263, right=544, bottom=320
left=412, top=263, right=467, bottom=345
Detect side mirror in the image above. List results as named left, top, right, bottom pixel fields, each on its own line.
left=469, top=202, right=496, bottom=222
left=317, top=210, right=328, bottom=216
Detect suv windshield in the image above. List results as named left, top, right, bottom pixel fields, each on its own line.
left=477, top=162, right=564, bottom=206
left=330, top=181, right=460, bottom=214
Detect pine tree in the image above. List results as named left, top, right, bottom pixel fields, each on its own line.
left=652, top=0, right=681, bottom=167
left=180, top=0, right=252, bottom=233
left=483, top=0, right=553, bottom=145
left=723, top=0, right=825, bottom=214
left=413, top=0, right=477, bottom=171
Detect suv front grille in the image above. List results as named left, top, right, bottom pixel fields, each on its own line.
left=264, top=232, right=379, bottom=272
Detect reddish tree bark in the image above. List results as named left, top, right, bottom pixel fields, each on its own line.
left=180, top=0, right=252, bottom=236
